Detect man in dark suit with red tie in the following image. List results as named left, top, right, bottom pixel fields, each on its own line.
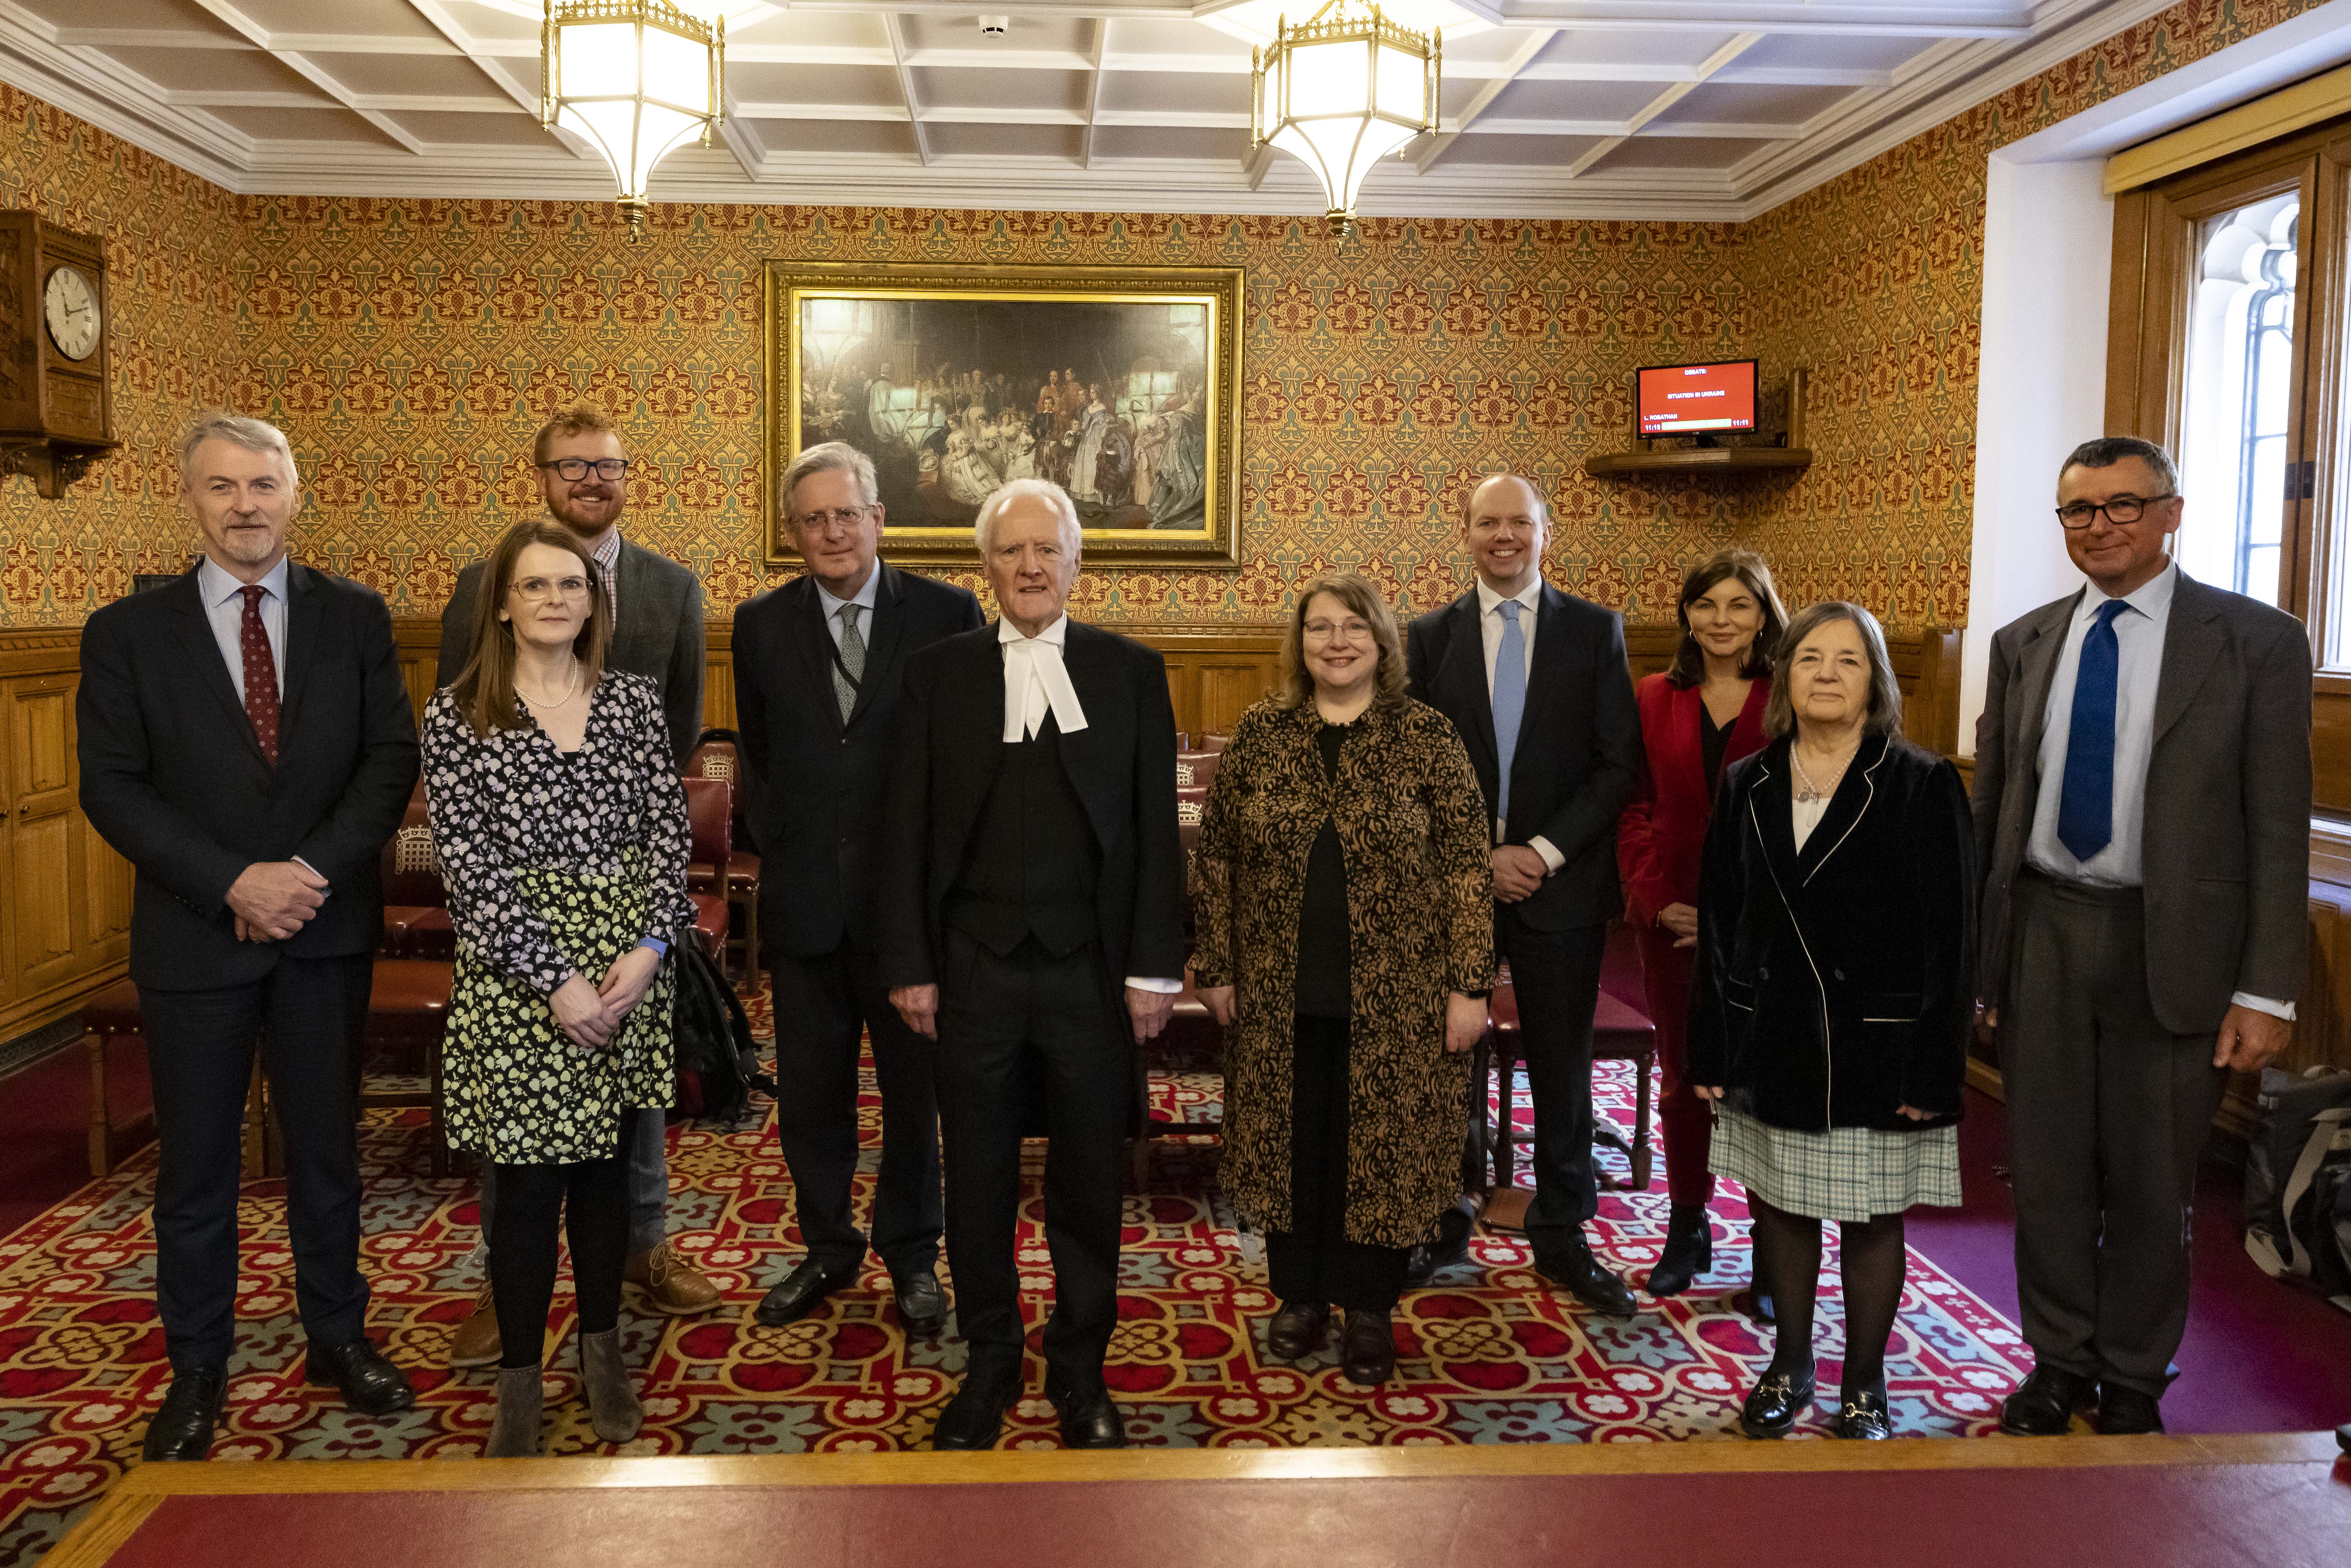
left=732, top=443, right=982, bottom=1337
left=78, top=413, right=421, bottom=1460
left=1406, top=473, right=1642, bottom=1315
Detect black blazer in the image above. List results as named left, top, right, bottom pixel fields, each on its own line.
left=438, top=535, right=705, bottom=768
left=1405, top=582, right=1640, bottom=931
left=77, top=562, right=421, bottom=989
left=1686, top=732, right=1975, bottom=1133
left=732, top=564, right=984, bottom=959
left=878, top=619, right=1186, bottom=992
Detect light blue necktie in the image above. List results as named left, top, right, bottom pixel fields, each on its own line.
left=2056, top=598, right=2129, bottom=863
left=1493, top=598, right=1527, bottom=829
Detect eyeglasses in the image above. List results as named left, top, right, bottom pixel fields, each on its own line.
left=510, top=575, right=591, bottom=603
left=1303, top=618, right=1374, bottom=642
left=538, top=458, right=630, bottom=483
left=2055, top=494, right=2175, bottom=529
left=792, top=506, right=872, bottom=534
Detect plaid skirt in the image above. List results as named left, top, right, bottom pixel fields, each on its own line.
left=1710, top=1104, right=1962, bottom=1222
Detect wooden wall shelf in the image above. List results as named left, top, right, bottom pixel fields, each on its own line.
left=1584, top=446, right=1812, bottom=479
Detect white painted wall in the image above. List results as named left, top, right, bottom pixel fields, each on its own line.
left=1959, top=154, right=2112, bottom=755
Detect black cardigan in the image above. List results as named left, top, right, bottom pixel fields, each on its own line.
left=1685, top=731, right=1976, bottom=1134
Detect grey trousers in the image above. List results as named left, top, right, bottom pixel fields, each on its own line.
left=477, top=1106, right=668, bottom=1258
left=2002, top=872, right=2226, bottom=1397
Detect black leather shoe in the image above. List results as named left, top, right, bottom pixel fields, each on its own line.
left=1738, top=1365, right=1816, bottom=1438
left=1403, top=1197, right=1478, bottom=1287
left=141, top=1368, right=227, bottom=1461
left=1265, top=1300, right=1330, bottom=1361
left=754, top=1257, right=856, bottom=1327
left=1999, top=1364, right=2097, bottom=1437
left=1339, top=1309, right=1396, bottom=1387
left=2094, top=1383, right=2166, bottom=1435
left=1046, top=1377, right=1127, bottom=1449
left=892, top=1270, right=949, bottom=1338
left=1533, top=1240, right=1638, bottom=1318
left=931, top=1364, right=1023, bottom=1451
left=1833, top=1387, right=1891, bottom=1439
left=304, top=1336, right=416, bottom=1417
left=1645, top=1205, right=1713, bottom=1298
left=2334, top=1421, right=2350, bottom=1455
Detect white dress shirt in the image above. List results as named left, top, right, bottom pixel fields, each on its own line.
left=1473, top=577, right=1563, bottom=873
left=816, top=566, right=881, bottom=649
left=198, top=552, right=288, bottom=702
left=997, top=615, right=1177, bottom=995
left=2028, top=561, right=2289, bottom=1019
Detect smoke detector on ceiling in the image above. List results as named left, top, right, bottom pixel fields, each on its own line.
left=979, top=15, right=1009, bottom=34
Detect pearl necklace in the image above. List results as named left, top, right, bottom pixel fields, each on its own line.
left=1790, top=736, right=1861, bottom=805
left=517, top=659, right=581, bottom=711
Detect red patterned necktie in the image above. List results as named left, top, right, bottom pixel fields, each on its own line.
left=238, top=583, right=281, bottom=765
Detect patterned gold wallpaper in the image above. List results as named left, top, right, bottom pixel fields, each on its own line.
left=0, top=0, right=2332, bottom=630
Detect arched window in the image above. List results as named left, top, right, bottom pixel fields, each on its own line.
left=2178, top=193, right=2299, bottom=605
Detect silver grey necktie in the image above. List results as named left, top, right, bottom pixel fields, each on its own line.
left=835, top=604, right=864, bottom=722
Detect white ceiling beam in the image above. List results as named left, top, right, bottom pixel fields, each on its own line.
left=402, top=0, right=546, bottom=117
left=1565, top=27, right=1759, bottom=175
left=770, top=0, right=2032, bottom=36
left=178, top=0, right=425, bottom=152
left=908, top=47, right=1093, bottom=71
left=883, top=13, right=931, bottom=166
left=1243, top=141, right=1276, bottom=191
left=741, top=102, right=913, bottom=121
left=1082, top=17, right=1110, bottom=167
left=924, top=105, right=1088, bottom=124
left=1413, top=25, right=1552, bottom=172
left=1469, top=116, right=1797, bottom=138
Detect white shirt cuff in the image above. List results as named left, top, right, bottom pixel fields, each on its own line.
left=291, top=855, right=330, bottom=899
left=1526, top=836, right=1565, bottom=875
left=2230, top=991, right=2296, bottom=1021
left=1125, top=976, right=1183, bottom=994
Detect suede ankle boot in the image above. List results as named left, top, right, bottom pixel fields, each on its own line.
left=578, top=1327, right=643, bottom=1444
left=486, top=1364, right=544, bottom=1457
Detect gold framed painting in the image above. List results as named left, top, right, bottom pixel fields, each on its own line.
left=763, top=260, right=1244, bottom=568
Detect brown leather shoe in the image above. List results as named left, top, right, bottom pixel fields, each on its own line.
left=625, top=1241, right=721, bottom=1316
left=448, top=1284, right=502, bottom=1369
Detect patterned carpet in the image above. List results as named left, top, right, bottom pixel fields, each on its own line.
left=0, top=996, right=2031, bottom=1568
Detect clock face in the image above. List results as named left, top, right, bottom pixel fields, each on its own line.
left=43, top=264, right=99, bottom=362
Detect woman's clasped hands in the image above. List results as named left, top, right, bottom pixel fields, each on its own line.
left=550, top=944, right=664, bottom=1050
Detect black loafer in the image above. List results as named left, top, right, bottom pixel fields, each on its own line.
left=141, top=1367, right=227, bottom=1461
left=892, top=1269, right=949, bottom=1338
left=1533, top=1240, right=1638, bottom=1318
left=1999, top=1364, right=2097, bottom=1437
left=1738, top=1366, right=1816, bottom=1438
left=304, top=1336, right=416, bottom=1417
left=1339, top=1309, right=1397, bottom=1387
left=1265, top=1300, right=1330, bottom=1361
left=1046, top=1378, right=1127, bottom=1449
left=1833, top=1387, right=1891, bottom=1439
left=2094, top=1383, right=2166, bottom=1435
left=931, top=1364, right=1023, bottom=1450
left=754, top=1257, right=856, bottom=1328
left=1645, top=1205, right=1713, bottom=1298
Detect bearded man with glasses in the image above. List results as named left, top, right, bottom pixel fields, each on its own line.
left=435, top=403, right=719, bottom=1366
left=1976, top=435, right=2311, bottom=1438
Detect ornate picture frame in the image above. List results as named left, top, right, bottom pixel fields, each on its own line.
left=763, top=260, right=1244, bottom=568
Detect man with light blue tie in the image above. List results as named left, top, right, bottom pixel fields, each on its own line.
left=1974, top=436, right=2310, bottom=1437
left=1406, top=474, right=1643, bottom=1315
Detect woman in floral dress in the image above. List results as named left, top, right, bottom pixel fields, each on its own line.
left=424, top=519, right=694, bottom=1457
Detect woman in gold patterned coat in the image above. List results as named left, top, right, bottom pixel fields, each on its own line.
left=1193, top=573, right=1495, bottom=1387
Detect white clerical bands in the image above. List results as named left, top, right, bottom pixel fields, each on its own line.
left=1000, top=627, right=1088, bottom=742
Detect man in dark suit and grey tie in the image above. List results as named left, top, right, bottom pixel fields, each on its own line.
left=880, top=478, right=1186, bottom=1451
left=733, top=442, right=983, bottom=1336
left=1977, top=436, right=2309, bottom=1437
left=1406, top=473, right=1642, bottom=1316
left=78, top=413, right=420, bottom=1459
left=435, top=404, right=719, bottom=1364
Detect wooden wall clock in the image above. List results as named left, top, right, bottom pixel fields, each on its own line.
left=0, top=214, right=116, bottom=499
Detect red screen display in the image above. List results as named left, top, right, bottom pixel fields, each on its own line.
left=1637, top=361, right=1757, bottom=436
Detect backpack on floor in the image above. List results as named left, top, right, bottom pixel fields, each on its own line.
left=670, top=938, right=754, bottom=1127
left=2244, top=1065, right=2351, bottom=1313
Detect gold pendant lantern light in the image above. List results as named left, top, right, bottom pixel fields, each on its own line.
left=1251, top=0, right=1440, bottom=239
left=541, top=0, right=726, bottom=237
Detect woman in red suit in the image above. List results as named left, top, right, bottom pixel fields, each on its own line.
left=1618, top=549, right=1786, bottom=1301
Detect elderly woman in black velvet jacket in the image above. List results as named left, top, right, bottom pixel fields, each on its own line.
left=1687, top=600, right=1975, bottom=1443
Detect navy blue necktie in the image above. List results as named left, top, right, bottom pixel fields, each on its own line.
left=2056, top=598, right=2130, bottom=863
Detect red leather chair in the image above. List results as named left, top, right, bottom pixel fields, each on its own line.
left=680, top=776, right=734, bottom=969
left=1199, top=733, right=1231, bottom=753
left=380, top=784, right=452, bottom=960
left=1175, top=751, right=1222, bottom=793
left=366, top=958, right=457, bottom=1176
left=1481, top=938, right=1658, bottom=1199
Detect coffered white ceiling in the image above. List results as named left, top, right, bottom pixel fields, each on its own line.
left=0, top=0, right=2183, bottom=220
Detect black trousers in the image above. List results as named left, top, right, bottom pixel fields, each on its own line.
left=935, top=930, right=1127, bottom=1385
left=489, top=1108, right=640, bottom=1370
left=770, top=942, right=943, bottom=1279
left=1267, top=1015, right=1411, bottom=1313
left=2003, top=873, right=2227, bottom=1397
left=1498, top=918, right=1608, bottom=1247
left=139, top=953, right=373, bottom=1373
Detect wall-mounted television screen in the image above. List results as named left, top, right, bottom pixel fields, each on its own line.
left=1636, top=359, right=1758, bottom=437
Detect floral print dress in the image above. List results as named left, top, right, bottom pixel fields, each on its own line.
left=423, top=671, right=695, bottom=1163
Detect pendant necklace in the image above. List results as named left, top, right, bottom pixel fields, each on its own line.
left=1790, top=739, right=1858, bottom=805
